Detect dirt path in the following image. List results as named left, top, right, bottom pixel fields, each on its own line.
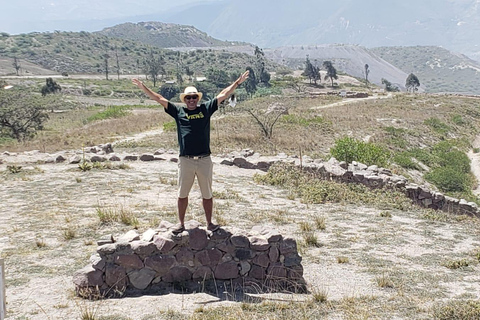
left=311, top=93, right=393, bottom=110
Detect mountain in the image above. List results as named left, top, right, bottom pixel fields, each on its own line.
left=95, top=22, right=245, bottom=48
left=263, top=45, right=409, bottom=90
left=372, top=46, right=480, bottom=95
left=156, top=0, right=480, bottom=62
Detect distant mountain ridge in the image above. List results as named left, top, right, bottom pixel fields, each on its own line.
left=155, top=0, right=480, bottom=62
left=96, top=21, right=246, bottom=48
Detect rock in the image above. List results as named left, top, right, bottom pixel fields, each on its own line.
left=128, top=268, right=156, bottom=290
left=215, top=261, right=239, bottom=280
left=140, top=154, right=155, bottom=161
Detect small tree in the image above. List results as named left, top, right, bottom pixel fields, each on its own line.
left=247, top=102, right=287, bottom=139
left=144, top=51, right=165, bottom=87
left=103, top=52, right=110, bottom=80
left=254, top=46, right=271, bottom=87
left=244, top=67, right=257, bottom=97
left=323, top=61, right=338, bottom=87
left=206, top=68, right=230, bottom=88
left=364, top=64, right=370, bottom=87
left=405, top=73, right=420, bottom=93
left=12, top=57, right=21, bottom=76
left=381, top=78, right=400, bottom=92
left=159, top=84, right=180, bottom=101
left=0, top=90, right=50, bottom=141
left=302, top=55, right=320, bottom=84
left=41, top=78, right=61, bottom=96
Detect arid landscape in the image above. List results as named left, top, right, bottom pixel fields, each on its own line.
left=2, top=87, right=480, bottom=319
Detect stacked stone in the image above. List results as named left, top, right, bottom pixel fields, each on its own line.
left=223, top=155, right=480, bottom=218
left=73, top=221, right=305, bottom=298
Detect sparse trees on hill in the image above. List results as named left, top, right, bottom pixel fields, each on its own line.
left=405, top=73, right=420, bottom=93
left=323, top=61, right=338, bottom=87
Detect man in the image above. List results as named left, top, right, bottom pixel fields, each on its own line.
left=132, top=70, right=249, bottom=233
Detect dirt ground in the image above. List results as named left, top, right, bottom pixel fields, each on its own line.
left=1, top=133, right=480, bottom=319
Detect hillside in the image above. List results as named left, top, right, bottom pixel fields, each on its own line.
left=372, top=46, right=480, bottom=95
left=157, top=0, right=480, bottom=62
left=263, top=45, right=409, bottom=90
left=0, top=31, right=266, bottom=76
left=96, top=21, right=246, bottom=48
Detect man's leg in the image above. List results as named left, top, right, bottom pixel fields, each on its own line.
left=203, top=198, right=213, bottom=225
left=196, top=156, right=218, bottom=230
left=174, top=157, right=195, bottom=233
left=178, top=197, right=189, bottom=226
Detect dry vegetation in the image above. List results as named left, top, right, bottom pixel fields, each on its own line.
left=2, top=83, right=480, bottom=319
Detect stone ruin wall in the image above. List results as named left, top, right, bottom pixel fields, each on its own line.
left=73, top=221, right=306, bottom=297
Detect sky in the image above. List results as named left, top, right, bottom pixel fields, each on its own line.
left=0, top=0, right=223, bottom=34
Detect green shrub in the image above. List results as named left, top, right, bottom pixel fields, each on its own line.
left=425, top=167, right=472, bottom=192
left=393, top=152, right=421, bottom=170
left=438, top=150, right=470, bottom=173
left=424, top=117, right=450, bottom=136
left=330, top=136, right=390, bottom=167
left=87, top=106, right=130, bottom=122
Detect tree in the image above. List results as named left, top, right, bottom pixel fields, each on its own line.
left=405, top=73, right=420, bottom=93
left=254, top=46, right=271, bottom=87
left=244, top=67, right=257, bottom=96
left=12, top=57, right=20, bottom=76
left=144, top=51, right=165, bottom=87
left=323, top=61, right=338, bottom=87
left=41, top=78, right=61, bottom=96
left=247, top=102, right=288, bottom=139
left=159, top=84, right=180, bottom=100
left=302, top=55, right=320, bottom=84
left=0, top=90, right=49, bottom=141
left=114, top=45, right=121, bottom=80
left=103, top=52, right=110, bottom=80
left=381, top=78, right=400, bottom=92
left=364, top=64, right=370, bottom=87
left=206, top=68, right=230, bottom=88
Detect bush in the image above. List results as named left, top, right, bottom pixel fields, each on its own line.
left=393, top=152, right=421, bottom=170
left=424, top=167, right=472, bottom=193
left=330, top=136, right=390, bottom=167
left=87, top=106, right=130, bottom=122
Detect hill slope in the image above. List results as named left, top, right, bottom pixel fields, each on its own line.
left=0, top=31, right=263, bottom=76
left=263, top=45, right=409, bottom=90
left=372, top=46, right=480, bottom=95
left=96, top=21, right=245, bottom=48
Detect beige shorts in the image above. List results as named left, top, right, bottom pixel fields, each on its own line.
left=178, top=156, right=213, bottom=199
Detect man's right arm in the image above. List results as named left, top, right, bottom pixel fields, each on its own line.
left=132, top=79, right=168, bottom=108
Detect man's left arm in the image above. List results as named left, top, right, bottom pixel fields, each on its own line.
left=216, top=70, right=250, bottom=104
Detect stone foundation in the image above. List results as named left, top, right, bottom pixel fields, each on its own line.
left=73, top=221, right=306, bottom=298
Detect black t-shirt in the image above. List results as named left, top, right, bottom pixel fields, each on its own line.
left=165, top=98, right=218, bottom=156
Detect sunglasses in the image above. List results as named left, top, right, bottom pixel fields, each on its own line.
left=185, top=95, right=198, bottom=100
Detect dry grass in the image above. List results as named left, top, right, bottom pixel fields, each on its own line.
left=2, top=89, right=480, bottom=319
